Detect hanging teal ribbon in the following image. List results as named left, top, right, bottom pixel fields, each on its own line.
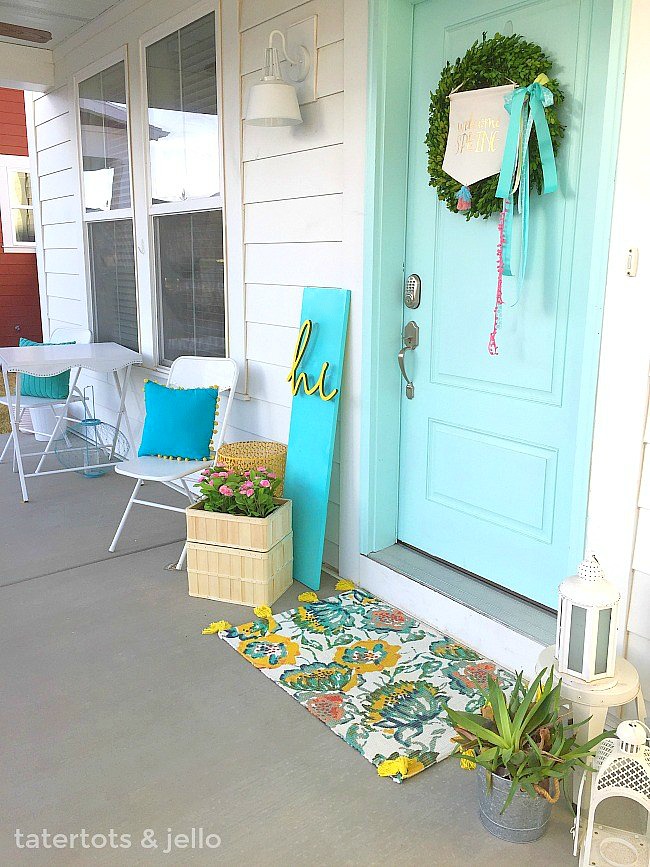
left=496, top=75, right=558, bottom=303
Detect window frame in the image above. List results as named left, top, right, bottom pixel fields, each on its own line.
left=74, top=47, right=141, bottom=351
left=139, top=1, right=230, bottom=369
left=69, top=0, right=246, bottom=387
left=0, top=155, right=36, bottom=253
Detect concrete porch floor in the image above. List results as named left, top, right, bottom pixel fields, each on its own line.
left=0, top=435, right=577, bottom=865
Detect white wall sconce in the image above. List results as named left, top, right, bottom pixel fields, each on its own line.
left=556, top=554, right=620, bottom=683
left=244, top=18, right=317, bottom=127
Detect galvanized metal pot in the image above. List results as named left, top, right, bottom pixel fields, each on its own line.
left=476, top=766, right=552, bottom=843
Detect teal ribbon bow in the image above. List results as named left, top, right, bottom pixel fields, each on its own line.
left=496, top=77, right=558, bottom=301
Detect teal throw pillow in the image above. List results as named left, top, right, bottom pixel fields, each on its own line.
left=138, top=380, right=219, bottom=462
left=19, top=338, right=75, bottom=400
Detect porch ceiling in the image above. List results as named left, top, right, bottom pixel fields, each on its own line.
left=0, top=0, right=120, bottom=49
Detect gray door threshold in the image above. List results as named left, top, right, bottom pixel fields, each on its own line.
left=368, top=543, right=556, bottom=647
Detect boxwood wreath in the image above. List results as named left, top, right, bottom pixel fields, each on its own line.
left=426, top=33, right=565, bottom=220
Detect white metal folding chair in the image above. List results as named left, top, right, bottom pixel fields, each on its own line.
left=0, top=327, right=93, bottom=468
left=108, top=356, right=238, bottom=569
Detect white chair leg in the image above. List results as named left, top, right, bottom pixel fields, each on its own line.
left=0, top=430, right=13, bottom=462
left=175, top=543, right=187, bottom=571
left=109, top=478, right=142, bottom=552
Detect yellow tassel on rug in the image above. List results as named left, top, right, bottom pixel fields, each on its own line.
left=298, top=591, right=319, bottom=602
left=377, top=757, right=423, bottom=779
left=202, top=620, right=232, bottom=634
left=335, top=579, right=355, bottom=592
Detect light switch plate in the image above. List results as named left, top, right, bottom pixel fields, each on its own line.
left=286, top=16, right=317, bottom=104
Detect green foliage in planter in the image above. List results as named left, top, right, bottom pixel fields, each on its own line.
left=426, top=33, right=565, bottom=220
left=195, top=463, right=283, bottom=518
left=446, top=668, right=610, bottom=813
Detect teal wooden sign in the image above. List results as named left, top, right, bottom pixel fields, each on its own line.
left=283, top=287, right=351, bottom=590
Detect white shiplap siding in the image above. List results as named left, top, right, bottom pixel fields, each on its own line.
left=32, top=85, right=86, bottom=336
left=239, top=0, right=345, bottom=569
left=626, top=388, right=650, bottom=699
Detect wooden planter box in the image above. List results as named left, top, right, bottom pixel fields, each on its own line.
left=186, top=499, right=292, bottom=552
left=186, top=499, right=293, bottom=607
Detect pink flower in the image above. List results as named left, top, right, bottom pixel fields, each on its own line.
left=267, top=473, right=276, bottom=479
left=257, top=466, right=267, bottom=473
left=243, top=470, right=250, bottom=478
left=218, top=485, right=233, bottom=496
left=243, top=488, right=254, bottom=497
left=208, top=479, right=215, bottom=486
left=218, top=471, right=229, bottom=478
left=259, top=479, right=271, bottom=488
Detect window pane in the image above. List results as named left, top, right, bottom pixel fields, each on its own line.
left=595, top=608, right=612, bottom=674
left=567, top=605, right=586, bottom=672
left=12, top=209, right=35, bottom=243
left=155, top=210, right=225, bottom=364
left=79, top=61, right=131, bottom=212
left=9, top=171, right=32, bottom=206
left=146, top=13, right=219, bottom=204
left=88, top=220, right=139, bottom=351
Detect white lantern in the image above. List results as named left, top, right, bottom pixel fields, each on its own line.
left=556, top=555, right=620, bottom=682
left=574, top=720, right=650, bottom=866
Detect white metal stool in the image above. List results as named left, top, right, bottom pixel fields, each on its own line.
left=536, top=645, right=647, bottom=803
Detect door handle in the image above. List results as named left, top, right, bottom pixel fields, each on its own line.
left=398, top=320, right=419, bottom=399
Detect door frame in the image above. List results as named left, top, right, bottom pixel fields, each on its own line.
left=360, top=0, right=633, bottom=569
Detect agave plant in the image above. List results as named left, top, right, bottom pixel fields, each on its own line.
left=445, top=668, right=611, bottom=812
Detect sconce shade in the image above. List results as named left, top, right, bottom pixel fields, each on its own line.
left=556, top=555, right=620, bottom=683
left=245, top=77, right=302, bottom=126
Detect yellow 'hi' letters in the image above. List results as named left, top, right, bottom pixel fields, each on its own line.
left=287, top=319, right=339, bottom=402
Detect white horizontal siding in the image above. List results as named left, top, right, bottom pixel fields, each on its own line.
left=245, top=242, right=344, bottom=285
left=247, top=360, right=292, bottom=407
left=626, top=389, right=650, bottom=700
left=239, top=0, right=346, bottom=573
left=243, top=145, right=343, bottom=203
left=240, top=0, right=343, bottom=74
left=246, top=323, right=297, bottom=368
left=244, top=194, right=342, bottom=244
left=626, top=632, right=650, bottom=705
left=245, top=284, right=302, bottom=327
left=32, top=85, right=86, bottom=342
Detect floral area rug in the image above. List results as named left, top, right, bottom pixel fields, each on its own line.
left=216, top=587, right=514, bottom=782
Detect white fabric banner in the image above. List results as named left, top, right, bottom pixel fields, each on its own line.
left=442, top=84, right=514, bottom=187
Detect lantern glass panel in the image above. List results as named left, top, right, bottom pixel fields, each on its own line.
left=595, top=608, right=612, bottom=675
left=568, top=605, right=587, bottom=672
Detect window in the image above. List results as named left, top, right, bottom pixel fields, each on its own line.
left=78, top=61, right=131, bottom=213
left=78, top=59, right=139, bottom=350
left=0, top=156, right=35, bottom=252
left=145, top=12, right=225, bottom=364
left=75, top=12, right=232, bottom=369
left=155, top=210, right=225, bottom=365
left=88, top=220, right=139, bottom=351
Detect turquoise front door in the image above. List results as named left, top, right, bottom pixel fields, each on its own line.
left=397, top=0, right=621, bottom=608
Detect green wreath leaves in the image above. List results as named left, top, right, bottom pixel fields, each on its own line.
left=426, top=33, right=565, bottom=219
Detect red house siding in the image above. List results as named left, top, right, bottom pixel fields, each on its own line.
left=0, top=87, right=42, bottom=345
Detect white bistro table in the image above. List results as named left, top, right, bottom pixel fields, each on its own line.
left=0, top=342, right=142, bottom=502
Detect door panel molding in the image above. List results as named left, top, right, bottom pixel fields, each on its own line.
left=426, top=419, right=558, bottom=542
